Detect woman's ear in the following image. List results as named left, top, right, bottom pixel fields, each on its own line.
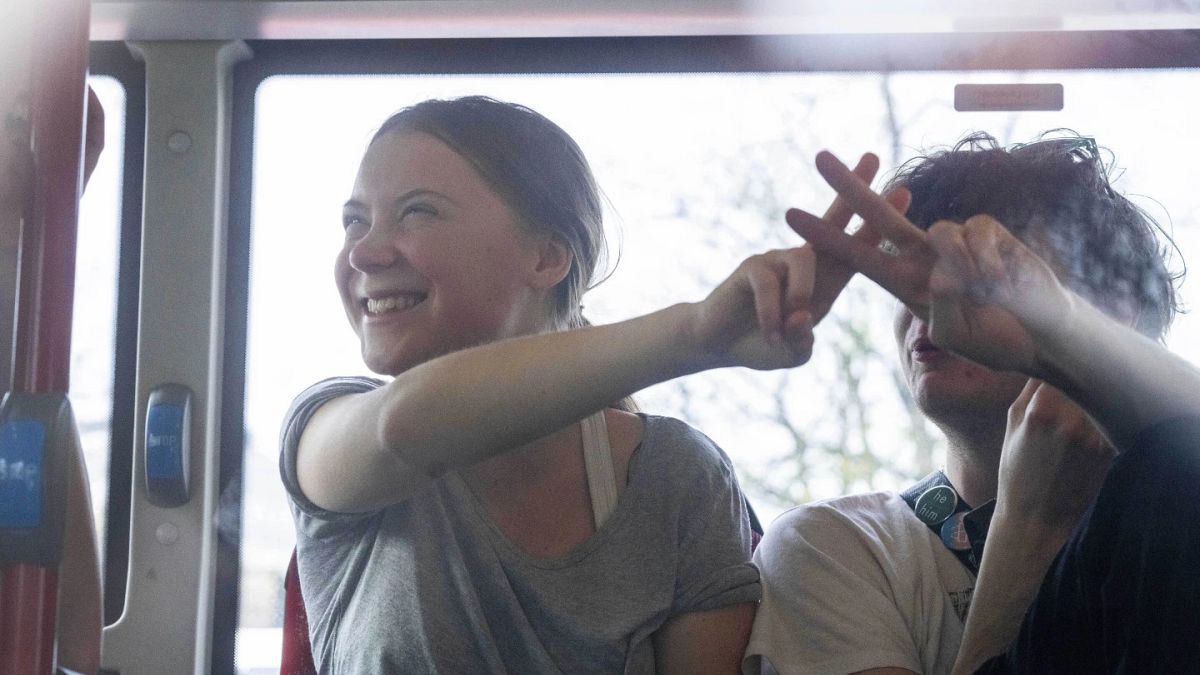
left=528, top=235, right=573, bottom=290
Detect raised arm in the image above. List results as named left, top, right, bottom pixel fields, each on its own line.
left=298, top=243, right=821, bottom=512
left=923, top=213, right=1200, bottom=446
left=788, top=149, right=1200, bottom=672
left=787, top=150, right=1200, bottom=447
left=919, top=213, right=1194, bottom=672
left=297, top=153, right=911, bottom=514
left=951, top=380, right=1112, bottom=674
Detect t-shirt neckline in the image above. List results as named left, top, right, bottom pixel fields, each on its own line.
left=447, top=413, right=654, bottom=570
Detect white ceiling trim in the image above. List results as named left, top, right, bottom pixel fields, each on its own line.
left=90, top=1, right=1200, bottom=42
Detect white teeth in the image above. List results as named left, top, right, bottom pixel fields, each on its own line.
left=365, top=294, right=423, bottom=315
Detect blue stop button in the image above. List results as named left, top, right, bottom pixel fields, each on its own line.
left=147, top=404, right=184, bottom=480
left=0, top=420, right=47, bottom=529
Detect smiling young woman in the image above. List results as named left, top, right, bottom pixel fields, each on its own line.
left=279, top=95, right=885, bottom=674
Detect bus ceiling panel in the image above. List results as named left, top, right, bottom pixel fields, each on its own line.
left=227, top=32, right=1200, bottom=78
left=90, top=0, right=1200, bottom=42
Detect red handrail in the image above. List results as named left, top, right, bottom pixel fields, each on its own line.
left=12, top=1, right=91, bottom=393
left=0, top=0, right=91, bottom=672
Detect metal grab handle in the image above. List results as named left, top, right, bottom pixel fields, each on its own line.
left=12, top=0, right=91, bottom=394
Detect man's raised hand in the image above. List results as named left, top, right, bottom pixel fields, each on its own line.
left=925, top=214, right=1076, bottom=375
left=799, top=152, right=913, bottom=324
left=787, top=150, right=930, bottom=316
left=788, top=150, right=1077, bottom=377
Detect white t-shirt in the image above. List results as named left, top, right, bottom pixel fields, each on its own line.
left=744, top=492, right=975, bottom=675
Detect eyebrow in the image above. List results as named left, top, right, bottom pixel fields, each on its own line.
left=342, top=189, right=456, bottom=213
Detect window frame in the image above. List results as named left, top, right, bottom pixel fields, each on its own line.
left=87, top=40, right=146, bottom=628
left=220, top=30, right=1200, bottom=674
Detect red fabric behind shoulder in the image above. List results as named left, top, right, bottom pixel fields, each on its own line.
left=281, top=549, right=317, bottom=675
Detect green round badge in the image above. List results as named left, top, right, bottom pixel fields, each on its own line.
left=914, top=485, right=958, bottom=525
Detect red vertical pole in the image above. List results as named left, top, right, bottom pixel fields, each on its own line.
left=0, top=0, right=91, bottom=672
left=11, top=0, right=91, bottom=393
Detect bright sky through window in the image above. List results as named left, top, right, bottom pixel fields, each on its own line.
left=127, top=68, right=1200, bottom=673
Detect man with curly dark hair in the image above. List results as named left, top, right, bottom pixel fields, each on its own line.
left=745, top=133, right=1187, bottom=675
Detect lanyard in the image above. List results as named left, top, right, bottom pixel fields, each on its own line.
left=901, top=471, right=996, bottom=576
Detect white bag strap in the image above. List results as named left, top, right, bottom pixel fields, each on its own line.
left=581, top=410, right=619, bottom=528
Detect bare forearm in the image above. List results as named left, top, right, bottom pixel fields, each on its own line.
left=380, top=302, right=705, bottom=471
left=301, top=246, right=816, bottom=513
left=302, top=303, right=704, bottom=511
left=951, top=512, right=1065, bottom=675
left=1031, top=297, right=1200, bottom=450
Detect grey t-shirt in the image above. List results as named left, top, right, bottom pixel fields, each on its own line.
left=280, top=376, right=761, bottom=674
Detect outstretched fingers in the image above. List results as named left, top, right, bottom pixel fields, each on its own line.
left=821, top=153, right=881, bottom=229
left=799, top=152, right=881, bottom=323
left=848, top=187, right=910, bottom=255
left=787, top=150, right=937, bottom=313
left=814, top=150, right=926, bottom=250
left=785, top=207, right=878, bottom=270
left=787, top=204, right=922, bottom=309
left=805, top=184, right=912, bottom=322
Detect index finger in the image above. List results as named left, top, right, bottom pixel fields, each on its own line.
left=815, top=150, right=927, bottom=250
left=786, top=206, right=926, bottom=311
left=821, top=153, right=880, bottom=228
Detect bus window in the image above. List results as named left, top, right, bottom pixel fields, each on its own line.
left=236, top=66, right=1200, bottom=672
left=234, top=65, right=1200, bottom=667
